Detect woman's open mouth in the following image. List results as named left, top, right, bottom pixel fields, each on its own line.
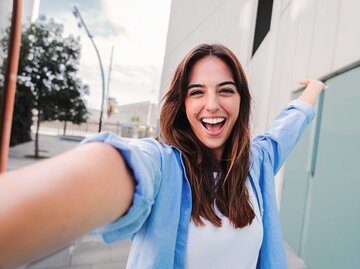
left=201, top=117, right=226, bottom=136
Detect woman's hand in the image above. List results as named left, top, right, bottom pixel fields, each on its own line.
left=299, top=79, right=327, bottom=91
left=297, top=79, right=327, bottom=107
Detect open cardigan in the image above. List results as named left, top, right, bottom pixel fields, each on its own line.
left=82, top=99, right=315, bottom=269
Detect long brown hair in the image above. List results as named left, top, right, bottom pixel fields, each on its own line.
left=160, top=44, right=254, bottom=228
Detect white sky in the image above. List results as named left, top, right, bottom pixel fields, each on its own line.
left=39, top=0, right=172, bottom=109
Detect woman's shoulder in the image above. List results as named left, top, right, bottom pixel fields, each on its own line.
left=136, top=137, right=179, bottom=156
left=82, top=132, right=173, bottom=153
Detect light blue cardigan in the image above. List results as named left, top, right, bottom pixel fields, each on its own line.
left=82, top=99, right=315, bottom=269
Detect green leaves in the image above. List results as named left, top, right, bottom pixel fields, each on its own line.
left=0, top=17, right=89, bottom=147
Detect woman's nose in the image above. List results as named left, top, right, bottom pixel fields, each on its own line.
left=205, top=91, right=220, bottom=112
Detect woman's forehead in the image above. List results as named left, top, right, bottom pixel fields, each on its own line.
left=188, top=56, right=234, bottom=86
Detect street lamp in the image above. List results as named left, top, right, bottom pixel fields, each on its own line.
left=72, top=5, right=105, bottom=132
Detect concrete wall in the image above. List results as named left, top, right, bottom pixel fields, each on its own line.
left=0, top=0, right=12, bottom=36
left=160, top=0, right=257, bottom=109
left=159, top=0, right=360, bottom=204
left=22, top=0, right=41, bottom=23
left=0, top=0, right=40, bottom=33
left=0, top=0, right=40, bottom=65
left=88, top=101, right=159, bottom=127
left=160, top=0, right=360, bottom=133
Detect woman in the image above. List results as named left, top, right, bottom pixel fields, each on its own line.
left=0, top=44, right=325, bottom=268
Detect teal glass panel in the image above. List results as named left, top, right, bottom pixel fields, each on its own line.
left=280, top=91, right=314, bottom=254
left=302, top=66, right=360, bottom=269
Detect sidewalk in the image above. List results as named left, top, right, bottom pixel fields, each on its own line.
left=8, top=134, right=307, bottom=269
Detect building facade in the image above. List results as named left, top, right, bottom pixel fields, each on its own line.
left=159, top=0, right=360, bottom=268
left=0, top=0, right=12, bottom=40
left=0, top=0, right=40, bottom=65
left=0, top=0, right=40, bottom=33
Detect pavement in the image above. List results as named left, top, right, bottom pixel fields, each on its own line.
left=7, top=134, right=307, bottom=269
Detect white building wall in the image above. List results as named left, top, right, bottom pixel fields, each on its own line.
left=160, top=0, right=258, bottom=106
left=22, top=0, right=40, bottom=23
left=0, top=0, right=40, bottom=33
left=0, top=0, right=12, bottom=35
left=159, top=0, right=360, bottom=205
left=161, top=0, right=360, bottom=130
left=0, top=0, right=40, bottom=64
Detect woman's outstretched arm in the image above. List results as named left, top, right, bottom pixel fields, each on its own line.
left=0, top=142, right=135, bottom=268
left=251, top=78, right=326, bottom=174
left=298, top=79, right=326, bottom=107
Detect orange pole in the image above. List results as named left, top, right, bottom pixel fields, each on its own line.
left=0, top=0, right=22, bottom=173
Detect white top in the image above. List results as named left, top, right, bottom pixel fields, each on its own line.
left=186, top=180, right=263, bottom=269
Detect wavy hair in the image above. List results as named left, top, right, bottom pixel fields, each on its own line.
left=160, top=44, right=254, bottom=228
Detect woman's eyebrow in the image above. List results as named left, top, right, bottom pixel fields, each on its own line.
left=187, top=83, right=205, bottom=90
left=187, top=81, right=236, bottom=90
left=217, top=81, right=236, bottom=87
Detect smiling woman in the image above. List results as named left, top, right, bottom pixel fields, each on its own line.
left=161, top=45, right=253, bottom=232
left=0, top=43, right=326, bottom=269
left=185, top=56, right=241, bottom=159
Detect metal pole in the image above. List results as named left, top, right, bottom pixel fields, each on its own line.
left=73, top=6, right=105, bottom=132
left=106, top=46, right=114, bottom=118
left=0, top=0, right=22, bottom=173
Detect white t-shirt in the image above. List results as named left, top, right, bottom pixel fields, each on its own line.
left=186, top=180, right=263, bottom=269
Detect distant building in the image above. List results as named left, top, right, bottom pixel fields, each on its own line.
left=88, top=102, right=159, bottom=126
left=106, top=101, right=159, bottom=127
left=87, top=101, right=159, bottom=138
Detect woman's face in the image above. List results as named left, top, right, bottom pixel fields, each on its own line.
left=185, top=56, right=240, bottom=159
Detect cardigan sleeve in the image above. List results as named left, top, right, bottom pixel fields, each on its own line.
left=252, top=99, right=315, bottom=175
left=80, top=132, right=162, bottom=243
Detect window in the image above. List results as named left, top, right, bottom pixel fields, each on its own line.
left=252, top=0, right=274, bottom=56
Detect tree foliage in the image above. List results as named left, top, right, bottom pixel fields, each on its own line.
left=130, top=115, right=141, bottom=124
left=0, top=17, right=89, bottom=155
left=0, top=25, right=33, bottom=146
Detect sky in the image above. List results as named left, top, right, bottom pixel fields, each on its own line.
left=38, top=0, right=172, bottom=109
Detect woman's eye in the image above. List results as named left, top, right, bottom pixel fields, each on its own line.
left=219, top=88, right=236, bottom=94
left=189, top=89, right=204, bottom=96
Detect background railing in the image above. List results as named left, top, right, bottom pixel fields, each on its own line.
left=31, top=120, right=156, bottom=139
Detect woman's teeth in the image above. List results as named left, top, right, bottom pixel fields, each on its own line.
left=201, top=118, right=225, bottom=124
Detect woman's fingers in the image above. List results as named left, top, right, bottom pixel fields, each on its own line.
left=299, top=79, right=327, bottom=91
left=299, top=79, right=310, bottom=86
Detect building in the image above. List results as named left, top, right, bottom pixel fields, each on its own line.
left=0, top=0, right=40, bottom=33
left=159, top=0, right=360, bottom=268
left=86, top=101, right=159, bottom=138
left=0, top=0, right=12, bottom=34
left=22, top=0, right=41, bottom=23
left=0, top=0, right=40, bottom=63
left=105, top=101, right=159, bottom=127
left=88, top=101, right=159, bottom=127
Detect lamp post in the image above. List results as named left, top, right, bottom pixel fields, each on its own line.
left=72, top=5, right=105, bottom=132
left=106, top=46, right=114, bottom=118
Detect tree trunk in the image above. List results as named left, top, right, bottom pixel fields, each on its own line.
left=34, top=115, right=41, bottom=158
left=63, top=120, right=67, bottom=136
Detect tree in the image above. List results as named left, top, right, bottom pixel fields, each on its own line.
left=130, top=115, right=141, bottom=124
left=0, top=17, right=89, bottom=156
left=54, top=78, right=89, bottom=136
left=0, top=25, right=34, bottom=146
